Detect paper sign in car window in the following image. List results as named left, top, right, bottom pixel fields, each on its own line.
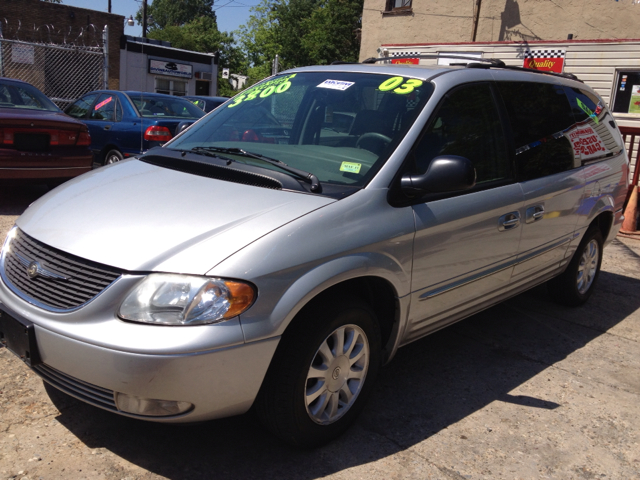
left=317, top=80, right=355, bottom=91
left=340, top=162, right=361, bottom=174
left=95, top=97, right=112, bottom=110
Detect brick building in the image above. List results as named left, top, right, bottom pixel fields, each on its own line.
left=0, top=0, right=124, bottom=89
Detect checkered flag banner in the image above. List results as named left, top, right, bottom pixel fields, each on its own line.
left=390, top=51, right=421, bottom=57
left=524, top=49, right=566, bottom=59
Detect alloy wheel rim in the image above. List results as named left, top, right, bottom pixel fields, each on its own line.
left=106, top=154, right=121, bottom=164
left=305, top=324, right=369, bottom=425
left=577, top=239, right=599, bottom=295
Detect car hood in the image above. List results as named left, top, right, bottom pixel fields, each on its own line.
left=16, top=159, right=335, bottom=274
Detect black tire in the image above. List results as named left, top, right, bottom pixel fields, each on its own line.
left=255, top=297, right=381, bottom=448
left=103, top=149, right=123, bottom=165
left=548, top=228, right=603, bottom=306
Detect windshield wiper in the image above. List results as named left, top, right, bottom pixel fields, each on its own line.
left=187, top=146, right=236, bottom=164
left=192, top=146, right=322, bottom=193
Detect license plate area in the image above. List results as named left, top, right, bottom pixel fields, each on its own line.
left=0, top=310, right=42, bottom=367
left=14, top=133, right=50, bottom=152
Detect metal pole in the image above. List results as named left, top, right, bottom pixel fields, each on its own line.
left=103, top=25, right=109, bottom=89
left=274, top=54, right=279, bottom=75
left=108, top=0, right=112, bottom=13
left=0, top=23, right=4, bottom=78
left=142, top=0, right=148, bottom=38
left=471, top=0, right=482, bottom=42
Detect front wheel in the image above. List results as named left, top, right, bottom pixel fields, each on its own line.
left=255, top=298, right=381, bottom=447
left=548, top=228, right=603, bottom=306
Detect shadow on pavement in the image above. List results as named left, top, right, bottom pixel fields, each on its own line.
left=43, top=271, right=640, bottom=479
left=0, top=184, right=51, bottom=215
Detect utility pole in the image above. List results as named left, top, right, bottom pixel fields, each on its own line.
left=108, top=0, right=111, bottom=13
left=471, top=0, right=482, bottom=42
left=142, top=0, right=148, bottom=38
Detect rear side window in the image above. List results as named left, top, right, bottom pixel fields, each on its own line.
left=66, top=93, right=98, bottom=119
left=411, top=83, right=510, bottom=185
left=563, top=86, right=624, bottom=162
left=497, top=82, right=578, bottom=181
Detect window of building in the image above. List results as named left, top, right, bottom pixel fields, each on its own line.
left=155, top=78, right=188, bottom=96
left=611, top=70, right=640, bottom=115
left=384, top=0, right=412, bottom=13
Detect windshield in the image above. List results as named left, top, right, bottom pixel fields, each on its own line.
left=0, top=81, right=61, bottom=112
left=166, top=71, right=433, bottom=189
left=130, top=95, right=205, bottom=119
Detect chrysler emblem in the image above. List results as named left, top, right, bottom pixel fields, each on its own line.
left=27, top=261, right=40, bottom=279
left=15, top=253, right=68, bottom=281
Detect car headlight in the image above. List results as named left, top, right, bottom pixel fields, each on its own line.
left=118, top=274, right=255, bottom=326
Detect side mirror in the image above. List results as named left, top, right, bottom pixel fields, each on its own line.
left=401, top=155, right=476, bottom=197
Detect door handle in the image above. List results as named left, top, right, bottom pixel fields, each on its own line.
left=498, top=212, right=520, bottom=231
left=103, top=125, right=111, bottom=131
left=525, top=205, right=545, bottom=224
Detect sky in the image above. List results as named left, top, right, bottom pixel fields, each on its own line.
left=60, top=0, right=260, bottom=37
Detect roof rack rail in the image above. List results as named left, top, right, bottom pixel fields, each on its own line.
left=483, top=63, right=582, bottom=82
left=362, top=54, right=505, bottom=67
left=361, top=54, right=582, bottom=82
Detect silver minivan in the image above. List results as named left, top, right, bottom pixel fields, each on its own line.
left=0, top=61, right=629, bottom=447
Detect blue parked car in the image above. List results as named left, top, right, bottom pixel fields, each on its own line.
left=183, top=95, right=229, bottom=113
left=64, top=91, right=205, bottom=165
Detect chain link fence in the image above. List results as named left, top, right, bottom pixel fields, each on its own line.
left=0, top=24, right=106, bottom=110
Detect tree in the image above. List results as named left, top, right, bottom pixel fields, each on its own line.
left=237, top=0, right=363, bottom=84
left=136, top=0, right=217, bottom=31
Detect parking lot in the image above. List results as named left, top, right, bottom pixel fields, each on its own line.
left=1, top=183, right=639, bottom=480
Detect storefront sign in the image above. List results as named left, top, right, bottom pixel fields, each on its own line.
left=391, top=58, right=419, bottom=65
left=523, top=49, right=565, bottom=73
left=149, top=60, right=193, bottom=79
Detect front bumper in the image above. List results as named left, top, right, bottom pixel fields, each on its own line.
left=0, top=278, right=279, bottom=423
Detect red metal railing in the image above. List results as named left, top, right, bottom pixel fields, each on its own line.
left=619, top=126, right=640, bottom=187
left=619, top=126, right=640, bottom=235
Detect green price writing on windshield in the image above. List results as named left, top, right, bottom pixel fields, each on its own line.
left=228, top=74, right=296, bottom=108
left=378, top=76, right=423, bottom=95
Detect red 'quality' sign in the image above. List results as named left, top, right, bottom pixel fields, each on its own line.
left=391, top=58, right=419, bottom=65
left=523, top=49, right=565, bottom=74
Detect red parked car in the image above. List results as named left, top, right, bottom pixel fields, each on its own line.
left=0, top=77, right=92, bottom=184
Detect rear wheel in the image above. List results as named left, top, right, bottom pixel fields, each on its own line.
left=255, top=298, right=381, bottom=448
left=104, top=149, right=123, bottom=165
left=548, top=228, right=603, bottom=306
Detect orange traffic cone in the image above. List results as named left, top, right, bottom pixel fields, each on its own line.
left=619, top=185, right=640, bottom=237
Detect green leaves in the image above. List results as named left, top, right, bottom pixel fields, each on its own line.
left=136, top=0, right=217, bottom=30
left=238, top=0, right=364, bottom=84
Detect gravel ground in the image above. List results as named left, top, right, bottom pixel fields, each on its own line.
left=1, top=183, right=639, bottom=480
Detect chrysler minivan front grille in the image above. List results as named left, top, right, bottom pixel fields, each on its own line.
left=2, top=228, right=122, bottom=311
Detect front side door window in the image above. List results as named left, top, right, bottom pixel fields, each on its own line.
left=90, top=94, right=119, bottom=122
left=410, top=82, right=511, bottom=185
